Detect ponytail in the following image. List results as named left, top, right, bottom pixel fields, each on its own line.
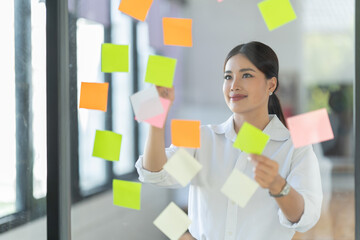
left=268, top=93, right=287, bottom=127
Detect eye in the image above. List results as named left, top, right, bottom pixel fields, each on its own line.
left=242, top=73, right=253, bottom=78
left=224, top=74, right=232, bottom=80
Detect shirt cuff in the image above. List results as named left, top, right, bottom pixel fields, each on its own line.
left=135, top=156, right=181, bottom=188
left=278, top=192, right=321, bottom=232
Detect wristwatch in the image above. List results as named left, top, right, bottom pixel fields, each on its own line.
left=269, top=181, right=291, bottom=198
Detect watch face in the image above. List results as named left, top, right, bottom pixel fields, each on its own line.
left=281, top=183, right=291, bottom=195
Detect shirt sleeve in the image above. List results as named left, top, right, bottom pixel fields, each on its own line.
left=278, top=145, right=323, bottom=232
left=135, top=145, right=196, bottom=188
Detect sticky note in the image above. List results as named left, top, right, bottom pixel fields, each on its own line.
left=130, top=86, right=164, bottom=121
left=163, top=18, right=192, bottom=47
left=101, top=44, right=129, bottom=73
left=153, top=202, right=191, bottom=240
left=233, top=122, right=270, bottom=154
left=118, top=0, right=153, bottom=22
left=79, top=82, right=109, bottom=112
left=163, top=148, right=202, bottom=187
left=287, top=108, right=334, bottom=148
left=144, top=55, right=177, bottom=88
left=135, top=97, right=171, bottom=128
left=221, top=169, right=259, bottom=208
left=258, top=0, right=297, bottom=31
left=113, top=179, right=142, bottom=210
left=92, top=130, right=122, bottom=161
left=171, top=119, right=200, bottom=148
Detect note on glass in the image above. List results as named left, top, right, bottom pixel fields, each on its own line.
left=118, top=0, right=153, bottom=22
left=144, top=55, right=177, bottom=88
left=101, top=43, right=129, bottom=73
left=92, top=130, right=122, bottom=161
left=258, top=0, right=297, bottom=31
left=130, top=86, right=164, bottom=121
left=79, top=82, right=109, bottom=112
left=221, top=169, right=259, bottom=208
left=233, top=122, right=270, bottom=154
left=135, top=97, right=171, bottom=128
left=163, top=17, right=193, bottom=47
left=113, top=179, right=142, bottom=210
left=163, top=148, right=202, bottom=187
left=153, top=202, right=192, bottom=240
left=171, top=119, right=200, bottom=148
left=287, top=108, right=334, bottom=148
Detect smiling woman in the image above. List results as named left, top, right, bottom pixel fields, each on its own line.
left=136, top=41, right=323, bottom=240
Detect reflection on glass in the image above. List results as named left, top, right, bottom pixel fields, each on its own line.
left=31, top=0, right=47, bottom=200
left=110, top=0, right=135, bottom=175
left=77, top=19, right=107, bottom=193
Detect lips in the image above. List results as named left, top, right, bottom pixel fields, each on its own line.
left=229, top=94, right=247, bottom=101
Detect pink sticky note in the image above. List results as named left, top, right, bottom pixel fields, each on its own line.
left=287, top=108, right=334, bottom=148
left=135, top=97, right=171, bottom=128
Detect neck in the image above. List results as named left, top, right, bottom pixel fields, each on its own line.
left=233, top=110, right=270, bottom=133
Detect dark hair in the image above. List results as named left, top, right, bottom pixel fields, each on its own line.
left=224, top=41, right=287, bottom=127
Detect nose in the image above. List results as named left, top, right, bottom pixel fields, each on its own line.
left=230, top=75, right=242, bottom=91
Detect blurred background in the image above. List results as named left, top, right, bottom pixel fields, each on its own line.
left=0, top=0, right=355, bottom=239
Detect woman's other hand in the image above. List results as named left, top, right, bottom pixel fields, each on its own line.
left=156, top=86, right=175, bottom=103
left=249, top=154, right=286, bottom=195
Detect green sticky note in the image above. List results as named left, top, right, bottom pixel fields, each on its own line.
left=258, top=0, right=297, bottom=31
left=233, top=122, right=270, bottom=154
left=144, top=55, right=177, bottom=88
left=101, top=43, right=129, bottom=72
left=92, top=130, right=122, bottom=161
left=113, top=179, right=142, bottom=210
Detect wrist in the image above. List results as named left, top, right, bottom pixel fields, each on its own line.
left=269, top=175, right=286, bottom=195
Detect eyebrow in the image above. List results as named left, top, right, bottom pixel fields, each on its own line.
left=224, top=68, right=256, bottom=74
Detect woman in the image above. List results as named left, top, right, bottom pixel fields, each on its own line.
left=135, top=41, right=322, bottom=240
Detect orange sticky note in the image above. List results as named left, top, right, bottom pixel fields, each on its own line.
left=287, top=108, right=334, bottom=148
left=79, top=82, right=109, bottom=112
left=171, top=120, right=200, bottom=148
left=163, top=18, right=192, bottom=47
left=118, top=0, right=154, bottom=22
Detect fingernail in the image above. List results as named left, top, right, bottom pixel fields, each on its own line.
left=247, top=156, right=252, bottom=161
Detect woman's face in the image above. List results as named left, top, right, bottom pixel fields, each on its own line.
left=223, top=54, right=276, bottom=115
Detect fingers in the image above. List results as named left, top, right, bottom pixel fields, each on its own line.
left=249, top=154, right=279, bottom=189
left=156, top=86, right=174, bottom=100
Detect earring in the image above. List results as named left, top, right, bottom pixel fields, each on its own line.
left=269, top=92, right=273, bottom=96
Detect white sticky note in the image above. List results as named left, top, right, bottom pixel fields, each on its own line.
left=163, top=148, right=202, bottom=187
left=130, top=86, right=164, bottom=121
left=221, top=169, right=259, bottom=208
left=153, top=202, right=192, bottom=240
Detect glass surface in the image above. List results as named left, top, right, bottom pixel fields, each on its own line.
left=77, top=18, right=108, bottom=193
left=0, top=0, right=16, bottom=218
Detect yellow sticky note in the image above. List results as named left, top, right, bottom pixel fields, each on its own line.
left=221, top=169, right=259, bottom=208
left=163, top=148, right=202, bottom=187
left=92, top=130, right=122, bottom=161
left=144, top=55, right=177, bottom=88
left=113, top=179, right=142, bottom=210
left=101, top=43, right=129, bottom=73
left=233, top=122, right=269, bottom=154
left=153, top=202, right=191, bottom=240
left=258, top=0, right=297, bottom=31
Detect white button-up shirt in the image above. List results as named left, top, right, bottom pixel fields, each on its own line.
left=135, top=115, right=323, bottom=240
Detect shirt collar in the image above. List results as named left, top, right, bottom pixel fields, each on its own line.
left=211, top=114, right=289, bottom=142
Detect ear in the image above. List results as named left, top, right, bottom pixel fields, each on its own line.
left=268, top=77, right=277, bottom=92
